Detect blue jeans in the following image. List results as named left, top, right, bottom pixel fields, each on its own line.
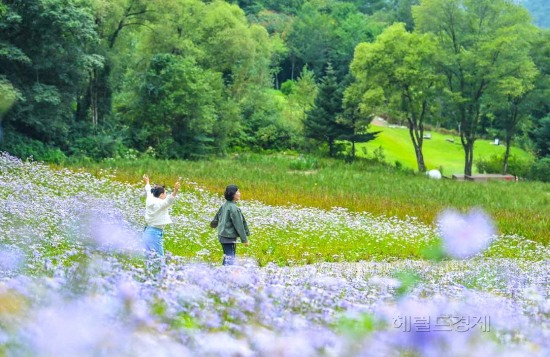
left=143, top=227, right=165, bottom=277
left=221, top=242, right=236, bottom=266
left=143, top=226, right=164, bottom=256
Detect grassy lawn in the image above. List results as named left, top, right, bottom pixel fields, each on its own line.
left=62, top=153, right=550, bottom=245
left=357, top=125, right=534, bottom=174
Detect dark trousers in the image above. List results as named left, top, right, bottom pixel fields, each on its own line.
left=221, top=242, right=237, bottom=266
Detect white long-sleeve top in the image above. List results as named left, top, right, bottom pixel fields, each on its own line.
left=144, top=183, right=175, bottom=228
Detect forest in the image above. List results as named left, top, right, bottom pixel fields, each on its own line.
left=0, top=0, right=549, bottom=178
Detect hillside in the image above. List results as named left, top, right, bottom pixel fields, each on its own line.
left=357, top=125, right=534, bottom=175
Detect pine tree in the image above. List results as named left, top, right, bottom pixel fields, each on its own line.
left=304, top=64, right=347, bottom=156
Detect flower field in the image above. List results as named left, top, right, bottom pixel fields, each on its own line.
left=1, top=153, right=549, bottom=356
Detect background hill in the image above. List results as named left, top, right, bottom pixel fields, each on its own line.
left=357, top=125, right=534, bottom=174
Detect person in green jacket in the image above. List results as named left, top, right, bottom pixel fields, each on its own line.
left=215, top=184, right=250, bottom=265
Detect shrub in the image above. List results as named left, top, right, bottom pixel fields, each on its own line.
left=280, top=80, right=295, bottom=96
left=532, top=116, right=550, bottom=158
left=373, top=146, right=385, bottom=163
left=70, top=134, right=127, bottom=160
left=0, top=130, right=67, bottom=163
left=288, top=156, right=321, bottom=170
left=394, top=160, right=403, bottom=170
left=476, top=154, right=532, bottom=177
left=529, top=157, right=550, bottom=182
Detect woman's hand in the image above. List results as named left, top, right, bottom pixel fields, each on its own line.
left=172, top=181, right=181, bottom=196
left=143, top=174, right=149, bottom=184
left=243, top=242, right=249, bottom=246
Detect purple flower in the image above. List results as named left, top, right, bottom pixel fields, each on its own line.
left=437, top=209, right=496, bottom=259
left=0, top=246, right=24, bottom=274
left=81, top=212, right=144, bottom=254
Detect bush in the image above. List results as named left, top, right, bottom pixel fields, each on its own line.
left=256, top=124, right=292, bottom=151
left=436, top=127, right=459, bottom=136
left=280, top=80, right=295, bottom=96
left=529, top=157, right=550, bottom=182
left=532, top=116, right=550, bottom=158
left=476, top=154, right=532, bottom=177
left=0, top=130, right=67, bottom=163
left=373, top=146, right=386, bottom=163
left=288, top=156, right=321, bottom=170
left=394, top=160, right=403, bottom=170
left=70, top=133, right=127, bottom=160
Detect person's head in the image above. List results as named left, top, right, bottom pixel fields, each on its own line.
left=224, top=184, right=240, bottom=202
left=151, top=185, right=167, bottom=199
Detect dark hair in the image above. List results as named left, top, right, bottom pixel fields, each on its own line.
left=224, top=184, right=239, bottom=201
left=151, top=185, right=165, bottom=198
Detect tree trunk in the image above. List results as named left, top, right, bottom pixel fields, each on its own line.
left=291, top=56, right=296, bottom=81
left=460, top=111, right=476, bottom=177
left=407, top=119, right=426, bottom=172
left=503, top=105, right=519, bottom=175
left=502, top=134, right=512, bottom=175
left=91, top=69, right=98, bottom=127
left=463, top=139, right=474, bottom=176
left=414, top=145, right=426, bottom=172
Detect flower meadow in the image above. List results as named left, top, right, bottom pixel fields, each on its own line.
left=0, top=152, right=549, bottom=356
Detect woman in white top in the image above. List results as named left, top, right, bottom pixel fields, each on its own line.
left=142, top=175, right=180, bottom=257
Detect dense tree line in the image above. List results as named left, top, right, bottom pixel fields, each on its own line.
left=0, top=0, right=548, bottom=179
left=346, top=0, right=549, bottom=177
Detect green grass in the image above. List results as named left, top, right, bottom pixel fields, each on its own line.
left=357, top=125, right=533, bottom=174
left=60, top=153, right=550, bottom=245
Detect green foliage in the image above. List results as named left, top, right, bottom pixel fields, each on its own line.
left=248, top=8, right=293, bottom=34
left=280, top=80, right=295, bottom=96
left=286, top=1, right=383, bottom=80
left=372, top=146, right=385, bottom=163
left=348, top=22, right=442, bottom=171
left=532, top=116, right=550, bottom=158
left=335, top=313, right=377, bottom=337
left=476, top=154, right=533, bottom=178
left=394, top=270, right=421, bottom=297
left=421, top=239, right=445, bottom=262
left=236, top=88, right=296, bottom=151
left=171, top=312, right=199, bottom=330
left=529, top=157, right=550, bottom=182
left=229, top=0, right=306, bottom=15
left=0, top=78, right=18, bottom=118
left=281, top=67, right=318, bottom=139
left=0, top=0, right=102, bottom=145
left=288, top=155, right=321, bottom=170
left=70, top=133, right=127, bottom=161
left=0, top=0, right=547, bottom=169
left=413, top=0, right=539, bottom=175
left=126, top=54, right=227, bottom=159
left=0, top=130, right=67, bottom=164
left=304, top=64, right=347, bottom=156
left=113, top=0, right=286, bottom=157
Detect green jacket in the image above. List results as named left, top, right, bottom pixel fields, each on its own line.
left=216, top=200, right=249, bottom=243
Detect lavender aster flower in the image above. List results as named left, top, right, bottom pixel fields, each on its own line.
left=437, top=209, right=496, bottom=259
left=0, top=246, right=24, bottom=274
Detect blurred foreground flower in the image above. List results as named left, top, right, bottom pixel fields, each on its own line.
left=80, top=211, right=144, bottom=255
left=0, top=246, right=24, bottom=274
left=436, top=209, right=496, bottom=259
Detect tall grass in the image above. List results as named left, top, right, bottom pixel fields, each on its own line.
left=61, top=153, right=550, bottom=245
